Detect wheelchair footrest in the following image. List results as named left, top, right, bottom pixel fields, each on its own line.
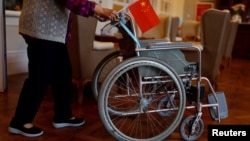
left=208, top=92, right=228, bottom=120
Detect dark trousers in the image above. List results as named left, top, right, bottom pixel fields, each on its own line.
left=11, top=36, right=73, bottom=126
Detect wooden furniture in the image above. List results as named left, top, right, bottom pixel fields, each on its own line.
left=232, top=23, right=250, bottom=59
left=216, top=0, right=250, bottom=22
left=216, top=0, right=250, bottom=60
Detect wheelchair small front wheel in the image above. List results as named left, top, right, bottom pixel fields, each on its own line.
left=180, top=115, right=204, bottom=141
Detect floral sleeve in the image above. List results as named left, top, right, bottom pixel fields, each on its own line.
left=65, top=0, right=96, bottom=17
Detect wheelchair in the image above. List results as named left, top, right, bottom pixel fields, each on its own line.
left=94, top=12, right=228, bottom=141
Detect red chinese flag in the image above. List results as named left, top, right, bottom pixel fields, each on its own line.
left=128, top=0, right=160, bottom=33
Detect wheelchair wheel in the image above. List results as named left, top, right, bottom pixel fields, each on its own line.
left=180, top=115, right=204, bottom=141
left=92, top=51, right=123, bottom=100
left=98, top=56, right=186, bottom=141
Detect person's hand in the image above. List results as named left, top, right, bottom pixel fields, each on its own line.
left=94, top=5, right=118, bottom=21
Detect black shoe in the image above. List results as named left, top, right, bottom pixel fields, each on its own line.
left=8, top=124, right=43, bottom=137
left=53, top=117, right=85, bottom=128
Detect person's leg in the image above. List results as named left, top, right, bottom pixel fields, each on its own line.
left=50, top=43, right=84, bottom=128
left=51, top=43, right=73, bottom=121
left=9, top=37, right=61, bottom=137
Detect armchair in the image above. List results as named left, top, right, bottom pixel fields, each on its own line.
left=67, top=15, right=117, bottom=103
left=140, top=14, right=171, bottom=40
left=169, top=17, right=181, bottom=42
left=181, top=20, right=200, bottom=42
left=182, top=9, right=231, bottom=88
left=221, top=22, right=238, bottom=69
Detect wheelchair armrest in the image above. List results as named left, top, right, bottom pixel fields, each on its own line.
left=139, top=39, right=170, bottom=48
left=146, top=42, right=195, bottom=50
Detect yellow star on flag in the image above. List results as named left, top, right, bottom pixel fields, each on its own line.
left=140, top=1, right=150, bottom=12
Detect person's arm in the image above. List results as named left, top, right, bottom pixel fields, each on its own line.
left=65, top=0, right=117, bottom=20
left=94, top=4, right=118, bottom=20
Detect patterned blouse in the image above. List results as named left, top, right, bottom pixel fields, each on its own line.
left=65, top=0, right=96, bottom=43
left=19, top=0, right=96, bottom=43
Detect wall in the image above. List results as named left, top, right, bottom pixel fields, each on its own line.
left=5, top=10, right=28, bottom=75
left=182, top=0, right=215, bottom=21
left=183, top=0, right=200, bottom=20
left=171, top=0, right=185, bottom=18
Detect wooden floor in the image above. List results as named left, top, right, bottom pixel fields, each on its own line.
left=1, top=58, right=250, bottom=141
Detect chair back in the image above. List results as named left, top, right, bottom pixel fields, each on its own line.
left=200, top=9, right=231, bottom=85
left=181, top=20, right=200, bottom=41
left=77, top=16, right=117, bottom=80
left=169, top=17, right=180, bottom=42
left=224, top=22, right=238, bottom=57
left=141, top=14, right=171, bottom=39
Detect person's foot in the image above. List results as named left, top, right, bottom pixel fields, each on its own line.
left=8, top=123, right=43, bottom=137
left=53, top=117, right=85, bottom=128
